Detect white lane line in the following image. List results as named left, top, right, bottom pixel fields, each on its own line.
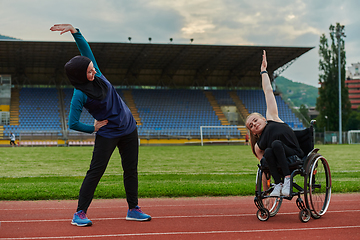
left=0, top=214, right=247, bottom=223
left=0, top=197, right=358, bottom=211
left=0, top=225, right=360, bottom=240
left=0, top=203, right=233, bottom=211
left=1, top=209, right=360, bottom=223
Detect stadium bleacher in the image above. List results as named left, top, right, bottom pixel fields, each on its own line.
left=3, top=88, right=304, bottom=143
left=133, top=89, right=221, bottom=137
left=4, top=88, right=62, bottom=136
left=212, top=90, right=236, bottom=106
left=237, top=90, right=303, bottom=129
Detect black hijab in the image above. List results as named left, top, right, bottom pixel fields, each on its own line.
left=65, top=56, right=108, bottom=100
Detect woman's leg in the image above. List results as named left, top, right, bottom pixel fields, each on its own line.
left=116, top=129, right=139, bottom=209
left=263, top=148, right=282, bottom=184
left=77, top=135, right=117, bottom=213
left=271, top=140, right=299, bottom=196
left=271, top=140, right=298, bottom=177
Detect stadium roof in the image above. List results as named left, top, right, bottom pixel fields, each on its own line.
left=0, top=40, right=313, bottom=88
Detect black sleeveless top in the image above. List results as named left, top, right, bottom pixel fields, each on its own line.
left=257, top=120, right=303, bottom=157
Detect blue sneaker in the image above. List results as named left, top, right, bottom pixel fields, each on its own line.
left=71, top=210, right=93, bottom=226
left=126, top=206, right=151, bottom=221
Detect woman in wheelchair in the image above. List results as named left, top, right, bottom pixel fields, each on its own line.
left=245, top=50, right=304, bottom=197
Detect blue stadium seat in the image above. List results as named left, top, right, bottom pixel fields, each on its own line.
left=10, top=88, right=63, bottom=134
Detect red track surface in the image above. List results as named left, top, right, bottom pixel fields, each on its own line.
left=1, top=193, right=359, bottom=240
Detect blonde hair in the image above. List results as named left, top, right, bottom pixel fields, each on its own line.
left=245, top=112, right=265, bottom=157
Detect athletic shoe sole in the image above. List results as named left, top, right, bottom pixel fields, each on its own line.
left=71, top=221, right=93, bottom=227
left=126, top=216, right=151, bottom=221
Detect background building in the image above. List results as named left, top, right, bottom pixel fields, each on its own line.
left=346, top=63, right=360, bottom=110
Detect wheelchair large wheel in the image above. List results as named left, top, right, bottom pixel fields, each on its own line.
left=304, top=153, right=331, bottom=219
left=256, top=169, right=282, bottom=217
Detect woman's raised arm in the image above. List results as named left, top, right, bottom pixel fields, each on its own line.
left=261, top=50, right=281, bottom=122
left=50, top=23, right=101, bottom=76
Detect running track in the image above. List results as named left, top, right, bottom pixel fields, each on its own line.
left=0, top=193, right=359, bottom=240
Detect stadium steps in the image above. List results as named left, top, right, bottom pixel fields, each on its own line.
left=0, top=126, right=4, bottom=138
left=203, top=91, right=230, bottom=125
left=228, top=91, right=248, bottom=125
left=10, top=88, right=19, bottom=125
left=226, top=91, right=248, bottom=137
left=122, top=90, right=142, bottom=126
left=58, top=88, right=67, bottom=137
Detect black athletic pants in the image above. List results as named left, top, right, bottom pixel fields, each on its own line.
left=77, top=128, right=139, bottom=213
left=263, top=140, right=301, bottom=184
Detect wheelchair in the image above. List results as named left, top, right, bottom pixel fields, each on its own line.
left=254, top=120, right=331, bottom=222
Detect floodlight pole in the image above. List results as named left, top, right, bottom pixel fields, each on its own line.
left=337, top=33, right=342, bottom=144
left=332, top=25, right=345, bottom=144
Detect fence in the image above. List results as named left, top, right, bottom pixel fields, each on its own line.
left=314, top=131, right=349, bottom=144
left=0, top=129, right=356, bottom=146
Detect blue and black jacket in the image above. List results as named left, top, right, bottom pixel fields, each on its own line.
left=68, top=29, right=136, bottom=138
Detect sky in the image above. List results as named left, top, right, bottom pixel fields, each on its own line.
left=0, top=0, right=359, bottom=87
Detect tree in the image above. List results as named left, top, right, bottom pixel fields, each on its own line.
left=316, top=23, right=352, bottom=131
left=346, top=107, right=360, bottom=130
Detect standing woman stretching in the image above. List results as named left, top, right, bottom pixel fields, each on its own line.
left=245, top=50, right=304, bottom=197
left=50, top=24, right=151, bottom=226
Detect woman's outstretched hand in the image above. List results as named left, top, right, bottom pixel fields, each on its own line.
left=50, top=24, right=77, bottom=35
left=261, top=50, right=267, bottom=72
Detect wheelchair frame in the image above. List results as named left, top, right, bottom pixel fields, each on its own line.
left=253, top=120, right=332, bottom=222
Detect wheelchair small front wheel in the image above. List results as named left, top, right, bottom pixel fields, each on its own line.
left=299, top=209, right=311, bottom=223
left=257, top=208, right=270, bottom=221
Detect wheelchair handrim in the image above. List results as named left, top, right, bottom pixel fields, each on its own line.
left=308, top=156, right=331, bottom=216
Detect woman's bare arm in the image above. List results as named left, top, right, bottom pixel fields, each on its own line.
left=261, top=50, right=282, bottom=122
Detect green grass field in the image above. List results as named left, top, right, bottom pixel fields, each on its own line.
left=0, top=144, right=359, bottom=200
